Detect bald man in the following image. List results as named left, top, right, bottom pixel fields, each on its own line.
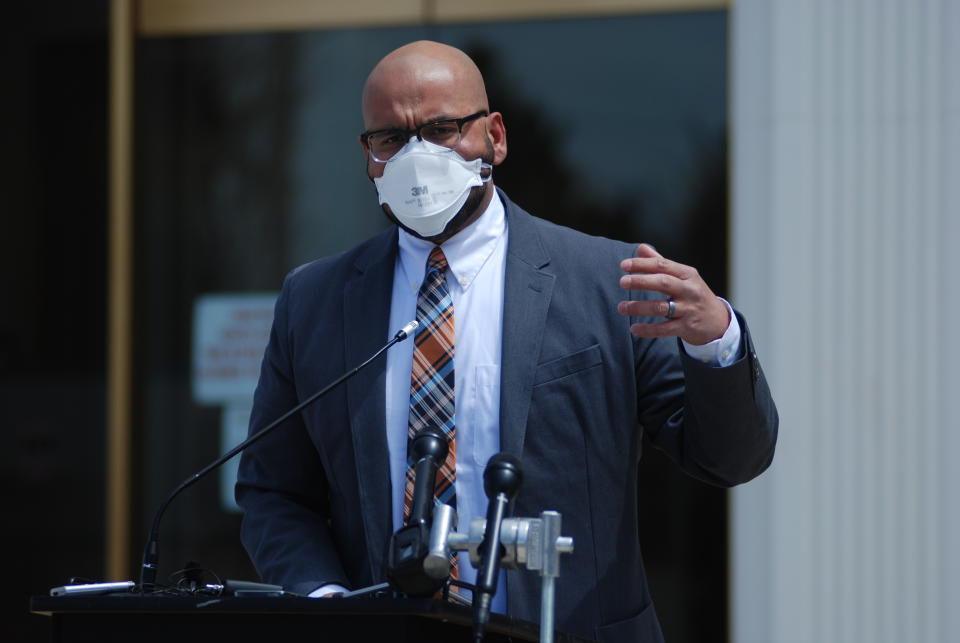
left=237, top=41, right=777, bottom=643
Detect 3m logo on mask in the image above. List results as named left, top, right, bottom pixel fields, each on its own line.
left=411, top=185, right=429, bottom=197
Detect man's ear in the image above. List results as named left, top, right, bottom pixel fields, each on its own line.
left=486, top=112, right=508, bottom=165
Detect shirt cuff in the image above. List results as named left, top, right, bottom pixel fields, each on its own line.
left=680, top=298, right=742, bottom=367
left=308, top=583, right=349, bottom=598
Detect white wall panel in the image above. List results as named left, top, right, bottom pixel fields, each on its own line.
left=731, top=1, right=959, bottom=641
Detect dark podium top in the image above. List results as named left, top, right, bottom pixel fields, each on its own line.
left=31, top=594, right=595, bottom=643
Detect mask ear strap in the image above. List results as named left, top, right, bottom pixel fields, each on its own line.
left=480, top=162, right=493, bottom=182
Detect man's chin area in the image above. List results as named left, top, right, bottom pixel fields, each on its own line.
left=381, top=185, right=488, bottom=246
left=381, top=206, right=443, bottom=243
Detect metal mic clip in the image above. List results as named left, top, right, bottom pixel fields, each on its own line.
left=396, top=320, right=419, bottom=341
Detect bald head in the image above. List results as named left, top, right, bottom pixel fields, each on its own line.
left=360, top=41, right=508, bottom=243
left=362, top=41, right=489, bottom=130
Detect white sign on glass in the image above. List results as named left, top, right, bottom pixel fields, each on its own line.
left=192, top=293, right=276, bottom=512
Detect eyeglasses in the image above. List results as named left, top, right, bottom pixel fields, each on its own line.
left=361, top=111, right=488, bottom=163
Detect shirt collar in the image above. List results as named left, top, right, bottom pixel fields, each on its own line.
left=397, top=191, right=506, bottom=292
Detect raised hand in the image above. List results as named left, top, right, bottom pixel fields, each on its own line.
left=617, top=243, right=729, bottom=346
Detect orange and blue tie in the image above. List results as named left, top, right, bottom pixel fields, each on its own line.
left=404, top=247, right=458, bottom=579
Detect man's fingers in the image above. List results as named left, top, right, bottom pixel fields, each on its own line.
left=621, top=254, right=696, bottom=281
left=619, top=272, right=695, bottom=298
left=618, top=299, right=677, bottom=318
left=628, top=320, right=684, bottom=338
left=635, top=243, right=661, bottom=259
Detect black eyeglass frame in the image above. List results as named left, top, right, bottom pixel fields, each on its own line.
left=360, top=111, right=489, bottom=162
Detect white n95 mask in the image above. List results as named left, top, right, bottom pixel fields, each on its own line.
left=373, top=139, right=492, bottom=238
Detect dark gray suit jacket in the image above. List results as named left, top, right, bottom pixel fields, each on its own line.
left=236, top=191, right=778, bottom=643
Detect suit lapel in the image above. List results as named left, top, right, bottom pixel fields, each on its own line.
left=343, top=228, right=397, bottom=579
left=498, top=193, right=554, bottom=458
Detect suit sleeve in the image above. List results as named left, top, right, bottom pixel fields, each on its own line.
left=235, top=273, right=349, bottom=595
left=634, top=309, right=778, bottom=487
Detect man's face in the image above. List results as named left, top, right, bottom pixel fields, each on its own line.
left=362, top=67, right=498, bottom=176
left=360, top=62, right=507, bottom=242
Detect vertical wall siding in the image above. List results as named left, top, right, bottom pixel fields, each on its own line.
left=731, top=1, right=958, bottom=642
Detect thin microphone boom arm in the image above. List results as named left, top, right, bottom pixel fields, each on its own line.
left=139, top=320, right=419, bottom=591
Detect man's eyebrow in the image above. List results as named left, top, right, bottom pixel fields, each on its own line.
left=363, top=114, right=456, bottom=135
left=401, top=114, right=458, bottom=128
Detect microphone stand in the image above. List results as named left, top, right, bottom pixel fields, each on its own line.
left=386, top=427, right=449, bottom=596
left=139, top=321, right=419, bottom=591
left=425, top=457, right=574, bottom=643
left=473, top=454, right=523, bottom=643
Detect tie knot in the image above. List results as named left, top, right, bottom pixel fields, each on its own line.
left=427, top=247, right=448, bottom=273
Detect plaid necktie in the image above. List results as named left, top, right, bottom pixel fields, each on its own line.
left=404, top=247, right=458, bottom=579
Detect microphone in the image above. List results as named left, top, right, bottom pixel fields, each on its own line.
left=387, top=427, right=450, bottom=596
left=395, top=320, right=419, bottom=341
left=407, top=428, right=449, bottom=527
left=139, top=320, right=418, bottom=591
left=473, top=454, right=523, bottom=643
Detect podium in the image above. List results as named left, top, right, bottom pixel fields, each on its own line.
left=31, top=594, right=594, bottom=642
